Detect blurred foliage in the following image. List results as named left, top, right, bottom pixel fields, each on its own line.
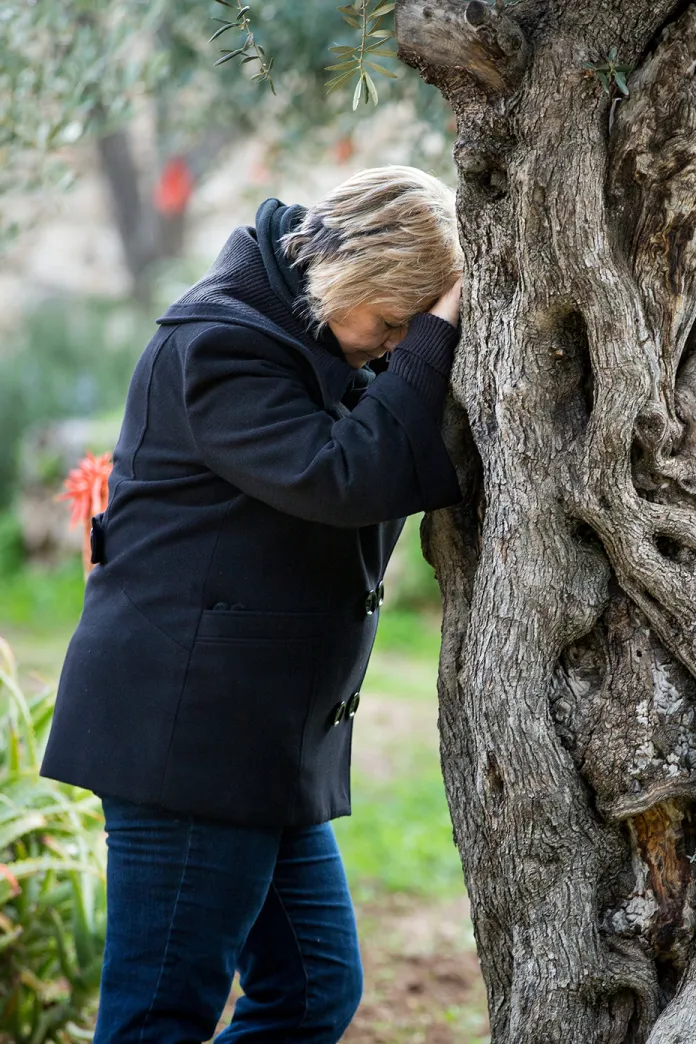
left=0, top=298, right=149, bottom=509
left=0, top=639, right=106, bottom=1043
left=387, top=515, right=441, bottom=612
left=1, top=0, right=452, bottom=202
left=0, top=555, right=85, bottom=630
left=0, top=513, right=24, bottom=578
left=149, top=0, right=452, bottom=165
left=1, top=0, right=167, bottom=195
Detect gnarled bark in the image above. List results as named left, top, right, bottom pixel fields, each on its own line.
left=402, top=1, right=696, bottom=1040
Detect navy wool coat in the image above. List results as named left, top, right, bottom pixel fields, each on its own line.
left=40, top=199, right=461, bottom=827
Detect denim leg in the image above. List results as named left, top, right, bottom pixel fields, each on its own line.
left=217, top=823, right=362, bottom=1044
left=93, top=797, right=281, bottom=1044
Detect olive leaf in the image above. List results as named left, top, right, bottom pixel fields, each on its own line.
left=583, top=47, right=632, bottom=96
left=324, top=0, right=398, bottom=107
left=210, top=0, right=275, bottom=94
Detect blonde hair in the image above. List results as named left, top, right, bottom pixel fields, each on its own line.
left=282, top=166, right=462, bottom=328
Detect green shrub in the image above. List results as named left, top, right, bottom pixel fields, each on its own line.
left=0, top=558, right=85, bottom=630
left=0, top=297, right=149, bottom=509
left=0, top=638, right=106, bottom=1044
left=387, top=515, right=442, bottom=613
left=0, top=512, right=25, bottom=577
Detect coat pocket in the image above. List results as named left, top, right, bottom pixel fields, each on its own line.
left=159, top=610, right=326, bottom=825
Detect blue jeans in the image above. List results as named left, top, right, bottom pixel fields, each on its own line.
left=93, top=797, right=362, bottom=1043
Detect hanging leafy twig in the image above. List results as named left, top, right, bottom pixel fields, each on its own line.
left=325, top=0, right=397, bottom=109
left=583, top=45, right=632, bottom=95
left=210, top=0, right=275, bottom=94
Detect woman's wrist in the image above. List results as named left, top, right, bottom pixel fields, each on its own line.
left=387, top=313, right=458, bottom=417
left=394, top=313, right=458, bottom=374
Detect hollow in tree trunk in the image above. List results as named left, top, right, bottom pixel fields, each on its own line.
left=394, top=1, right=696, bottom=1040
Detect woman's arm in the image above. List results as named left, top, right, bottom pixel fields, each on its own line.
left=184, top=320, right=461, bottom=528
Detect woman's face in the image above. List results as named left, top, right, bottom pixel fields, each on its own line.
left=328, top=304, right=409, bottom=369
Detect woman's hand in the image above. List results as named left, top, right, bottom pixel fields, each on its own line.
left=428, top=276, right=463, bottom=328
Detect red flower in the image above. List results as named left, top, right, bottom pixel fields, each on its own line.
left=154, top=157, right=194, bottom=216
left=57, top=452, right=112, bottom=577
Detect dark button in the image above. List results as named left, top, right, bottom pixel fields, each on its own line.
left=364, top=590, right=378, bottom=616
left=331, top=702, right=347, bottom=727
left=212, top=602, right=230, bottom=611
left=346, top=692, right=360, bottom=718
left=89, top=516, right=105, bottom=565
left=377, top=581, right=385, bottom=607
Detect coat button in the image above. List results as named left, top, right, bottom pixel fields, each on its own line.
left=331, top=702, right=347, bottom=727
left=364, top=590, right=378, bottom=616
left=377, top=581, right=385, bottom=607
left=346, top=692, right=360, bottom=718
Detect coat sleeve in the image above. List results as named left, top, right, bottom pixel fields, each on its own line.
left=183, top=324, right=461, bottom=528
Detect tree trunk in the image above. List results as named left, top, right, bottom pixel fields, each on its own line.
left=394, top=1, right=696, bottom=1040
left=96, top=128, right=159, bottom=303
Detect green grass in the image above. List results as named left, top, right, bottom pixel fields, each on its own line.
left=373, top=607, right=442, bottom=660
left=337, top=609, right=463, bottom=902
left=0, top=556, right=84, bottom=630
left=335, top=763, right=463, bottom=903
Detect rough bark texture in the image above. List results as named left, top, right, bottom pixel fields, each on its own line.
left=395, top=1, right=696, bottom=1040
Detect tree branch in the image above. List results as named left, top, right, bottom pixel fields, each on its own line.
left=395, top=0, right=529, bottom=95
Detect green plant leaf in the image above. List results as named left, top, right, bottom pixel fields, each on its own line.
left=352, top=76, right=365, bottom=110
left=370, top=1, right=396, bottom=16
left=0, top=925, right=22, bottom=951
left=208, top=24, right=235, bottom=42
left=368, top=29, right=393, bottom=39
left=366, top=45, right=397, bottom=57
left=365, top=60, right=397, bottom=78
left=613, top=69, right=629, bottom=95
left=597, top=70, right=611, bottom=93
left=325, top=60, right=358, bottom=71
left=329, top=45, right=355, bottom=54
left=214, top=48, right=246, bottom=66
left=326, top=71, right=356, bottom=92
left=608, top=45, right=617, bottom=62
left=364, top=71, right=379, bottom=104
left=0, top=812, right=47, bottom=852
left=343, top=15, right=362, bottom=28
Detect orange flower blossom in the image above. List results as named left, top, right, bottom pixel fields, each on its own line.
left=57, top=451, right=113, bottom=576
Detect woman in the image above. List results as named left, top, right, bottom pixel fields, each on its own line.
left=41, top=165, right=464, bottom=1043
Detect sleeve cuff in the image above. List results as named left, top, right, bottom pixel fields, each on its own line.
left=387, top=313, right=458, bottom=417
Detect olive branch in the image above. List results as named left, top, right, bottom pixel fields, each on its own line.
left=208, top=0, right=399, bottom=107
left=210, top=0, right=275, bottom=94
left=325, top=1, right=397, bottom=109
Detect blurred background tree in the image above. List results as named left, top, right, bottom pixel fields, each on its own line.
left=2, top=0, right=451, bottom=295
